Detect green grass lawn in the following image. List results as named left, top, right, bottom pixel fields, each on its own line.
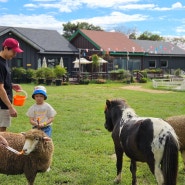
left=0, top=82, right=185, bottom=185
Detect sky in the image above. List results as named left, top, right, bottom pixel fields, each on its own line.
left=0, top=0, right=185, bottom=38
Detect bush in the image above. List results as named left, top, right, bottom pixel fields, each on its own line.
left=35, top=68, right=45, bottom=79
left=79, top=79, right=89, bottom=84
left=26, top=68, right=36, bottom=79
left=54, top=65, right=67, bottom=79
left=139, top=77, right=147, bottom=83
left=43, top=68, right=55, bottom=80
left=95, top=79, right=106, bottom=84
left=12, top=67, right=26, bottom=79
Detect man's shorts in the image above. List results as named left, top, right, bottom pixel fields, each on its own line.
left=0, top=109, right=11, bottom=127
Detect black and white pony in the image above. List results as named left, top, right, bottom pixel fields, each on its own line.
left=104, top=99, right=179, bottom=185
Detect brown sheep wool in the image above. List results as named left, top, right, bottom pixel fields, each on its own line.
left=165, top=115, right=185, bottom=169
left=0, top=129, right=54, bottom=185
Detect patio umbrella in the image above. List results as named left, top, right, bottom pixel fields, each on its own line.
left=73, top=58, right=92, bottom=72
left=42, top=57, right=47, bottom=68
left=59, top=57, right=64, bottom=68
left=74, top=63, right=79, bottom=69
left=98, top=58, right=108, bottom=72
left=37, top=58, right=41, bottom=69
left=98, top=58, right=108, bottom=63
left=73, top=58, right=92, bottom=64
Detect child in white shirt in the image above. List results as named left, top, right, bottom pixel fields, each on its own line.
left=26, top=86, right=57, bottom=137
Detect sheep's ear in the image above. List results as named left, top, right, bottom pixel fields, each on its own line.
left=43, top=137, right=51, bottom=142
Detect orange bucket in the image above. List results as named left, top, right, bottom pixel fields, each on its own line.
left=13, top=90, right=27, bottom=106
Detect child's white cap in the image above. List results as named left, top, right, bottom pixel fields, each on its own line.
left=32, top=86, right=47, bottom=100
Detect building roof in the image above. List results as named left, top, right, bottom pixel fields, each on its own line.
left=70, top=29, right=143, bottom=53
left=0, top=26, right=78, bottom=54
left=132, top=39, right=185, bottom=55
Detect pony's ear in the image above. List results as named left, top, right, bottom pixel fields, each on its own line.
left=106, top=99, right=111, bottom=108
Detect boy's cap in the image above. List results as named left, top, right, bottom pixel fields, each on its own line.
left=32, top=86, right=47, bottom=100
left=2, top=38, right=23, bottom=53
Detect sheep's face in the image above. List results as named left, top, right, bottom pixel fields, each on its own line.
left=22, top=137, right=39, bottom=155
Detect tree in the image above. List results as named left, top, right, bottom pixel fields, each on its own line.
left=62, top=22, right=103, bottom=40
left=114, top=25, right=138, bottom=39
left=137, top=31, right=164, bottom=41
left=165, top=37, right=185, bottom=49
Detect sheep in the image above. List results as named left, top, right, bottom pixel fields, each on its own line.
left=0, top=129, right=54, bottom=185
left=165, top=115, right=185, bottom=169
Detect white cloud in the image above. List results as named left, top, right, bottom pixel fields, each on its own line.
left=32, top=0, right=56, bottom=2
left=24, top=1, right=82, bottom=13
left=71, top=11, right=148, bottom=30
left=23, top=0, right=185, bottom=13
left=24, top=4, right=38, bottom=9
left=172, top=2, right=183, bottom=9
left=176, top=26, right=185, bottom=34
left=119, top=4, right=156, bottom=10
left=23, top=0, right=141, bottom=12
left=1, top=0, right=185, bottom=37
left=154, top=2, right=184, bottom=11
left=0, top=14, right=64, bottom=33
left=83, top=0, right=140, bottom=8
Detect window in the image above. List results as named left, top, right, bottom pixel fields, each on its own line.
left=12, top=58, right=23, bottom=68
left=149, top=60, right=156, bottom=68
left=160, top=60, right=168, bottom=68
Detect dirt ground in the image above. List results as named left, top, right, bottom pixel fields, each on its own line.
left=121, top=85, right=172, bottom=94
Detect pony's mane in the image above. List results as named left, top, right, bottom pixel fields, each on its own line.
left=110, top=99, right=129, bottom=108
left=122, top=108, right=137, bottom=121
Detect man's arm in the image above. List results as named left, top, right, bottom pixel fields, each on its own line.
left=0, top=83, right=17, bottom=117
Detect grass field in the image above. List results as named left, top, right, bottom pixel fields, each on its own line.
left=0, top=82, right=185, bottom=185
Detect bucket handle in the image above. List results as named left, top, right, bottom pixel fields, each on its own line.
left=15, top=90, right=28, bottom=99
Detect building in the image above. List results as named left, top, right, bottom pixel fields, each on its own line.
left=70, top=29, right=185, bottom=73
left=1, top=26, right=185, bottom=76
left=69, top=29, right=144, bottom=72
left=0, top=26, right=78, bottom=74
left=132, top=39, right=185, bottom=72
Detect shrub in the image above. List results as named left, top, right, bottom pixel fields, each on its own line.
left=54, top=65, right=67, bottom=79
left=95, top=79, right=106, bottom=84
left=44, top=68, right=55, bottom=80
left=26, top=68, right=36, bottom=79
left=139, top=77, right=147, bottom=83
left=35, top=68, right=45, bottom=79
left=12, top=67, right=26, bottom=79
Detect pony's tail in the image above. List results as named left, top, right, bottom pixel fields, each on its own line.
left=162, top=133, right=179, bottom=185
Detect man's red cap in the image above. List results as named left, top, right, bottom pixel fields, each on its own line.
left=2, top=38, right=23, bottom=53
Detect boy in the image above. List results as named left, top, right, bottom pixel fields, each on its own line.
left=26, top=86, right=57, bottom=137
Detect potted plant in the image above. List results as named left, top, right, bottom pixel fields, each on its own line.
left=35, top=68, right=45, bottom=84
left=53, top=65, right=67, bottom=86
left=11, top=67, right=26, bottom=83
left=44, top=68, right=55, bottom=85
left=26, top=68, right=36, bottom=83
left=92, top=54, right=99, bottom=72
left=79, top=72, right=90, bottom=84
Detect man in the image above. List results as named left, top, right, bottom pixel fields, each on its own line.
left=0, top=38, right=23, bottom=131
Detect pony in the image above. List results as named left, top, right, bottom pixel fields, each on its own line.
left=104, top=99, right=179, bottom=185
left=165, top=115, right=185, bottom=169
